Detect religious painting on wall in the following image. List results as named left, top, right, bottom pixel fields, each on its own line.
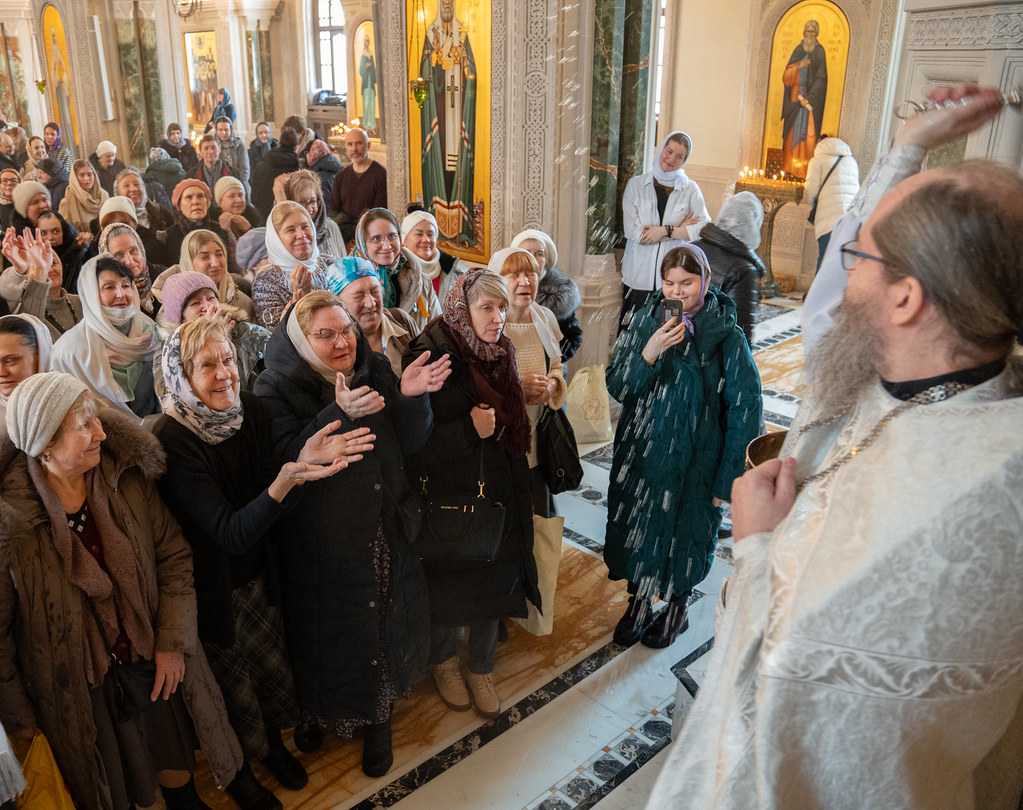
left=0, top=26, right=29, bottom=125
left=41, top=4, right=81, bottom=150
left=406, top=0, right=491, bottom=260
left=354, top=20, right=379, bottom=138
left=761, top=0, right=849, bottom=180
left=183, top=31, right=219, bottom=131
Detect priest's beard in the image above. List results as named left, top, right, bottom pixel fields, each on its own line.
left=806, top=296, right=885, bottom=420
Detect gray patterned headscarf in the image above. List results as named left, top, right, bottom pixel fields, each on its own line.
left=160, top=324, right=244, bottom=445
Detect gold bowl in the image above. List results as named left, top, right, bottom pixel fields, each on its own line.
left=745, top=430, right=788, bottom=470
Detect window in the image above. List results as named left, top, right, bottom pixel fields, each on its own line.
left=315, top=0, right=346, bottom=95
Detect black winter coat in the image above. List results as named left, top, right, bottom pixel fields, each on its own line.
left=248, top=137, right=278, bottom=168
left=308, top=154, right=343, bottom=203
left=251, top=149, right=300, bottom=218
left=254, top=308, right=432, bottom=719
left=694, top=223, right=764, bottom=346
left=403, top=320, right=540, bottom=625
left=88, top=154, right=127, bottom=196
left=154, top=392, right=289, bottom=647
left=159, top=138, right=199, bottom=176
left=536, top=266, right=583, bottom=361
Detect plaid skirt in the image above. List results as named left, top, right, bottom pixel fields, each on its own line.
left=201, top=575, right=301, bottom=761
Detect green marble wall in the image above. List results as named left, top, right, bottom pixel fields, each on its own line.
left=115, top=17, right=149, bottom=165
left=585, top=0, right=626, bottom=254
left=259, top=29, right=274, bottom=122
left=247, top=29, right=275, bottom=125
left=137, top=19, right=163, bottom=148
left=615, top=0, right=654, bottom=242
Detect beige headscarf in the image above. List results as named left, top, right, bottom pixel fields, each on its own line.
left=179, top=229, right=250, bottom=322
left=58, top=161, right=109, bottom=231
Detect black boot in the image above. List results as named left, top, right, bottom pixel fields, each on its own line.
left=225, top=761, right=282, bottom=810
left=263, top=727, right=308, bottom=791
left=641, top=592, right=691, bottom=649
left=160, top=776, right=213, bottom=810
left=293, top=718, right=323, bottom=753
left=613, top=593, right=654, bottom=646
left=362, top=717, right=393, bottom=778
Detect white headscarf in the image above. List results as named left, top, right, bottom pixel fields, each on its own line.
left=715, top=191, right=764, bottom=251
left=510, top=229, right=558, bottom=278
left=487, top=247, right=563, bottom=360
left=160, top=325, right=244, bottom=445
left=0, top=313, right=53, bottom=418
left=401, top=210, right=441, bottom=280
left=652, top=130, right=693, bottom=186
left=264, top=203, right=320, bottom=275
left=51, top=253, right=159, bottom=410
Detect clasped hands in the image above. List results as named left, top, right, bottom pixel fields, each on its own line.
left=522, top=373, right=555, bottom=405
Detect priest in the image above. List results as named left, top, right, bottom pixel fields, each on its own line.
left=647, top=84, right=1023, bottom=809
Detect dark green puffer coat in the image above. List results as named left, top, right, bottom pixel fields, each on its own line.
left=604, top=287, right=762, bottom=597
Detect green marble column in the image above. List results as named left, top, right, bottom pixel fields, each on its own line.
left=115, top=16, right=149, bottom=165
left=247, top=28, right=275, bottom=125
left=585, top=0, right=626, bottom=254
left=615, top=0, right=655, bottom=236
left=259, top=29, right=274, bottom=122
left=137, top=18, right=164, bottom=147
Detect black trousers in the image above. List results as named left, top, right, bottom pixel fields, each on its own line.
left=619, top=285, right=655, bottom=335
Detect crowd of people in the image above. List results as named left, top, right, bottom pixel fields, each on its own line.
left=1, top=80, right=1021, bottom=810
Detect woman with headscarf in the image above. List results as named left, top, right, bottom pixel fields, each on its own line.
left=510, top=228, right=583, bottom=361
left=328, top=256, right=419, bottom=376
left=153, top=229, right=254, bottom=324
left=21, top=135, right=48, bottom=177
left=0, top=371, right=247, bottom=810
left=42, top=122, right=73, bottom=175
left=154, top=317, right=370, bottom=802
left=693, top=191, right=765, bottom=345
left=115, top=167, right=175, bottom=240
left=0, top=313, right=52, bottom=427
left=248, top=122, right=278, bottom=169
left=59, top=159, right=108, bottom=233
left=98, top=222, right=167, bottom=319
left=159, top=179, right=238, bottom=275
left=604, top=245, right=761, bottom=649
left=402, top=268, right=540, bottom=720
left=400, top=209, right=466, bottom=306
left=251, top=201, right=336, bottom=330
left=489, top=247, right=568, bottom=516
left=353, top=208, right=440, bottom=331
left=159, top=123, right=199, bottom=176
left=283, top=169, right=346, bottom=259
left=0, top=227, right=81, bottom=339
left=52, top=254, right=162, bottom=418
left=215, top=176, right=262, bottom=239
left=254, top=290, right=448, bottom=775
left=619, top=130, right=710, bottom=333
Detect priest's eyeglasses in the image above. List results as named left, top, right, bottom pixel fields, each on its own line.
left=308, top=323, right=359, bottom=342
left=839, top=242, right=888, bottom=271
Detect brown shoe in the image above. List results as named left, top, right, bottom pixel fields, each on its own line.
left=433, top=657, right=471, bottom=711
left=465, top=671, right=501, bottom=719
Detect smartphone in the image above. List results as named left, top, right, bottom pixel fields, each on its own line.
left=660, top=299, right=685, bottom=325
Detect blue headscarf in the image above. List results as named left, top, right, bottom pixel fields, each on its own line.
left=326, top=256, right=379, bottom=295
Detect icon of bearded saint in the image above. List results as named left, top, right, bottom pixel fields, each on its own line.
left=781, top=20, right=827, bottom=178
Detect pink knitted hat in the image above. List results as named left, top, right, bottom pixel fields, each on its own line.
left=162, top=271, right=217, bottom=324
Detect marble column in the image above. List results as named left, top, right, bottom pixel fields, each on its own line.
left=615, top=0, right=654, bottom=231
left=113, top=3, right=150, bottom=165
left=136, top=2, right=164, bottom=149
left=245, top=25, right=275, bottom=125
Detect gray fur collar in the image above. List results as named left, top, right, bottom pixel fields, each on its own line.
left=536, top=267, right=581, bottom=321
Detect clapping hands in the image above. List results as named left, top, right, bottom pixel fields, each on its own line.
left=400, top=350, right=452, bottom=397
left=335, top=373, right=386, bottom=419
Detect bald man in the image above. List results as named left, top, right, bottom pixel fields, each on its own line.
left=0, top=132, right=17, bottom=172
left=647, top=86, right=1023, bottom=809
left=328, top=127, right=387, bottom=242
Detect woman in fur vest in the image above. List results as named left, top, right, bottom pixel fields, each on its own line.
left=510, top=229, right=583, bottom=361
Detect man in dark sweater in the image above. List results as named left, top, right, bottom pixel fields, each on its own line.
left=328, top=127, right=387, bottom=243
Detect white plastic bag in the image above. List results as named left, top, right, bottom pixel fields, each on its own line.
left=514, top=514, right=564, bottom=636
left=565, top=365, right=613, bottom=444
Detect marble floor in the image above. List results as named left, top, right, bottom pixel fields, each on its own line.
left=180, top=299, right=805, bottom=810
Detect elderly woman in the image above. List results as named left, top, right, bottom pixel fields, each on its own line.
left=0, top=313, right=51, bottom=425
left=156, top=272, right=269, bottom=391
left=251, top=201, right=336, bottom=330
left=115, top=167, right=175, bottom=238
left=328, top=256, right=419, bottom=376
left=9, top=180, right=53, bottom=235
left=693, top=191, right=765, bottom=345
left=159, top=179, right=237, bottom=274
left=153, top=229, right=254, bottom=323
left=154, top=317, right=372, bottom=802
left=619, top=130, right=710, bottom=333
left=0, top=227, right=81, bottom=338
left=282, top=169, right=346, bottom=259
left=0, top=371, right=246, bottom=810
left=403, top=268, right=540, bottom=719
left=401, top=209, right=465, bottom=305
left=605, top=245, right=761, bottom=649
left=490, top=248, right=568, bottom=516
left=353, top=208, right=440, bottom=331
left=59, top=159, right=108, bottom=233
left=10, top=194, right=89, bottom=294
left=215, top=176, right=262, bottom=239
left=99, top=222, right=168, bottom=319
left=52, top=254, right=162, bottom=418
left=254, top=290, right=449, bottom=775
left=510, top=228, right=583, bottom=361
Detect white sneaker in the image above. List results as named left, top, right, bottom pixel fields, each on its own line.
left=465, top=671, right=501, bottom=719
left=433, top=658, right=471, bottom=711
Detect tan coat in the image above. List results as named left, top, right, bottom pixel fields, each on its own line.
left=396, top=248, right=442, bottom=331
left=0, top=408, right=243, bottom=810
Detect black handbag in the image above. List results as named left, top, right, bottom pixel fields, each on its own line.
left=108, top=658, right=158, bottom=724
left=806, top=155, right=844, bottom=226
left=536, top=406, right=584, bottom=494
left=417, top=445, right=506, bottom=563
